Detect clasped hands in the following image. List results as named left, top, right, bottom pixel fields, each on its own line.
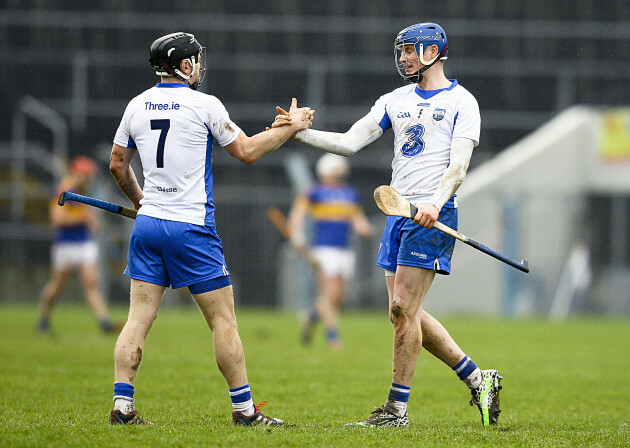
left=267, top=98, right=315, bottom=136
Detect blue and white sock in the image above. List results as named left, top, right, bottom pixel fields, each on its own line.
left=452, top=355, right=482, bottom=389
left=113, top=382, right=135, bottom=414
left=229, top=384, right=255, bottom=416
left=386, top=382, right=410, bottom=417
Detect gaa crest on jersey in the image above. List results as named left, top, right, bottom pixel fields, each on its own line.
left=433, top=108, right=446, bottom=121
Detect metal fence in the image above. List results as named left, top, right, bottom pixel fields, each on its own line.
left=2, top=3, right=630, bottom=309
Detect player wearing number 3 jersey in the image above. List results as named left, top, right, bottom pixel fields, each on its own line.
left=273, top=22, right=502, bottom=427
left=108, top=32, right=313, bottom=427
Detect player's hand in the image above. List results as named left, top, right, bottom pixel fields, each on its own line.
left=266, top=106, right=290, bottom=131
left=413, top=203, right=440, bottom=229
left=270, top=98, right=315, bottom=134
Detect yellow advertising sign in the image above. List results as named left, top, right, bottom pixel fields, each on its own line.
left=600, top=109, right=630, bottom=163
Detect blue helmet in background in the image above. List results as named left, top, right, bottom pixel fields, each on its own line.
left=394, top=22, right=449, bottom=83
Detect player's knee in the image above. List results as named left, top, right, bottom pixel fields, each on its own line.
left=207, top=310, right=237, bottom=331
left=390, top=295, right=411, bottom=324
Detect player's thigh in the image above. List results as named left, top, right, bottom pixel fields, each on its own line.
left=376, top=216, right=406, bottom=272
left=49, top=265, right=73, bottom=285
left=128, top=279, right=166, bottom=325
left=318, top=274, right=346, bottom=303
left=192, top=285, right=237, bottom=328
left=78, top=262, right=100, bottom=288
left=162, top=221, right=230, bottom=289
left=391, top=265, right=435, bottom=313
left=397, top=208, right=457, bottom=274
left=125, top=216, right=170, bottom=287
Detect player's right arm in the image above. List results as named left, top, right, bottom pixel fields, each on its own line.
left=287, top=195, right=310, bottom=249
left=224, top=98, right=314, bottom=164
left=274, top=114, right=383, bottom=157
left=109, top=143, right=144, bottom=210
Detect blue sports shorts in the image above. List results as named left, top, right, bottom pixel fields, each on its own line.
left=376, top=207, right=458, bottom=275
left=125, top=215, right=231, bottom=292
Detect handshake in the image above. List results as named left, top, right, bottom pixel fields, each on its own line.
left=267, top=98, right=315, bottom=137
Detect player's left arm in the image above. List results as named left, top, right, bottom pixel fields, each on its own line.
left=352, top=212, right=374, bottom=238
left=109, top=143, right=143, bottom=210
left=351, top=207, right=374, bottom=238
left=413, top=137, right=474, bottom=228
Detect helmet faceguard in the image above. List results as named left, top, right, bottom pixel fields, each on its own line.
left=394, top=23, right=448, bottom=84
left=148, top=32, right=206, bottom=90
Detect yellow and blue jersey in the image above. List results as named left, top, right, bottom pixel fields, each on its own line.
left=305, top=183, right=360, bottom=248
left=52, top=182, right=92, bottom=243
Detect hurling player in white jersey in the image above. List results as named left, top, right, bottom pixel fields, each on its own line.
left=108, top=32, right=314, bottom=427
left=273, top=23, right=502, bottom=427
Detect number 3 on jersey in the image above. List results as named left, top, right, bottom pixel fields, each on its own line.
left=401, top=124, right=425, bottom=157
left=151, top=119, right=170, bottom=168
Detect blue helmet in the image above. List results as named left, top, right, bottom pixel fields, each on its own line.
left=394, top=23, right=448, bottom=83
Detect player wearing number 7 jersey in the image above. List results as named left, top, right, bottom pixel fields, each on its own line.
left=273, top=22, right=502, bottom=427
left=108, top=32, right=313, bottom=427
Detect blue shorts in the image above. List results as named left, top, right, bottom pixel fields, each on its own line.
left=125, top=215, right=231, bottom=292
left=376, top=207, right=458, bottom=275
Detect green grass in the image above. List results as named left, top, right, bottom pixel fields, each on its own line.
left=1, top=304, right=629, bottom=447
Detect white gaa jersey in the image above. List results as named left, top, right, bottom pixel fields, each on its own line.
left=367, top=80, right=480, bottom=206
left=113, top=83, right=241, bottom=226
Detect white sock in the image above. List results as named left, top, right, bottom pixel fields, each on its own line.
left=464, top=368, right=483, bottom=390
left=113, top=395, right=135, bottom=414
left=386, top=400, right=407, bottom=417
left=232, top=399, right=256, bottom=416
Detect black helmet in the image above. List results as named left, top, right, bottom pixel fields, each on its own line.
left=148, top=32, right=204, bottom=89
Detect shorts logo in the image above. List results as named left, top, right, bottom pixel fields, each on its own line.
left=433, top=108, right=446, bottom=121
left=411, top=251, right=427, bottom=259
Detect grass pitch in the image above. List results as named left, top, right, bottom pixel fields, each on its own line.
left=0, top=304, right=628, bottom=447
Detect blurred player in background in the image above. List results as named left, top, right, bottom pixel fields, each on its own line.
left=288, top=153, right=373, bottom=350
left=108, top=32, right=313, bottom=426
left=37, top=156, right=121, bottom=335
left=274, top=23, right=502, bottom=427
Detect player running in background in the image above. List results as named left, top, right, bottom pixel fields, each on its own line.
left=288, top=153, right=373, bottom=350
left=37, top=156, right=121, bottom=335
left=274, top=23, right=502, bottom=427
left=108, top=32, right=314, bottom=426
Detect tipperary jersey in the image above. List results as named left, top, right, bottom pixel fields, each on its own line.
left=52, top=180, right=92, bottom=243
left=368, top=80, right=480, bottom=207
left=113, top=83, right=241, bottom=226
left=304, top=183, right=360, bottom=248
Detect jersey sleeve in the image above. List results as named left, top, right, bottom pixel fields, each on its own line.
left=453, top=92, right=481, bottom=146
left=113, top=101, right=137, bottom=148
left=206, top=98, right=242, bottom=147
left=367, top=92, right=393, bottom=131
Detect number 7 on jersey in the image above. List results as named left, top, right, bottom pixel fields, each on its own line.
left=151, top=119, right=170, bottom=168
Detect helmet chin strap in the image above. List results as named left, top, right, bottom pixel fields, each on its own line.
left=408, top=43, right=449, bottom=84
left=418, top=44, right=440, bottom=66
left=174, top=56, right=201, bottom=89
